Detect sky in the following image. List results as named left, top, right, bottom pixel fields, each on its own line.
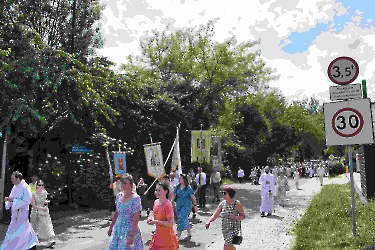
left=97, top=0, right=375, bottom=105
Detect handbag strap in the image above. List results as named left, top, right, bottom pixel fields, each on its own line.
left=231, top=200, right=242, bottom=236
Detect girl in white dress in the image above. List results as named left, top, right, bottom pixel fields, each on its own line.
left=30, top=180, right=56, bottom=248
left=276, top=172, right=289, bottom=207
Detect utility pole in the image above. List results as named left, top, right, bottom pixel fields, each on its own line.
left=0, top=131, right=9, bottom=220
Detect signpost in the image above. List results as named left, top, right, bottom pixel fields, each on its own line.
left=324, top=99, right=374, bottom=145
left=324, top=56, right=369, bottom=237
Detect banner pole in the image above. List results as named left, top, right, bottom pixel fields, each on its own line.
left=144, top=139, right=176, bottom=196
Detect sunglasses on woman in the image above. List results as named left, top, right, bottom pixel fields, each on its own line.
left=222, top=191, right=227, bottom=195
left=37, top=184, right=43, bottom=186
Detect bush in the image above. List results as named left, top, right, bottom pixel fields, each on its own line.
left=329, top=162, right=345, bottom=175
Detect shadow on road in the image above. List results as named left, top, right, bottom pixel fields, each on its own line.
left=234, top=187, right=262, bottom=215
left=51, top=206, right=110, bottom=238
left=264, top=214, right=284, bottom=220
left=179, top=238, right=202, bottom=248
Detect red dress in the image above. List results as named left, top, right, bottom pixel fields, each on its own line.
left=149, top=200, right=179, bottom=250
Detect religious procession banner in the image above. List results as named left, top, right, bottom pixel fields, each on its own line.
left=171, top=128, right=182, bottom=174
left=211, top=136, right=222, bottom=171
left=113, top=152, right=126, bottom=176
left=191, top=130, right=211, bottom=163
left=144, top=143, right=166, bottom=179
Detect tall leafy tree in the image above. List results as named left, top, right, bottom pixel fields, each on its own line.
left=0, top=22, right=118, bottom=176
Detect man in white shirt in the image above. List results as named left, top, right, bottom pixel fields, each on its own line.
left=259, top=166, right=275, bottom=217
left=210, top=169, right=221, bottom=203
left=195, top=167, right=207, bottom=208
left=237, top=168, right=244, bottom=184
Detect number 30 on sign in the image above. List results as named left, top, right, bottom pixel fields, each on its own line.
left=327, top=56, right=359, bottom=85
left=324, top=98, right=374, bottom=146
left=332, top=108, right=363, bottom=137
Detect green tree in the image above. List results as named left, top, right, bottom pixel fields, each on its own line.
left=0, top=0, right=117, bottom=170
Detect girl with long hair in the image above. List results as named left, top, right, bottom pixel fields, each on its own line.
left=148, top=182, right=178, bottom=249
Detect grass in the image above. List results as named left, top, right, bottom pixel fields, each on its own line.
left=221, top=178, right=233, bottom=186
left=288, top=182, right=375, bottom=250
left=328, top=174, right=344, bottom=179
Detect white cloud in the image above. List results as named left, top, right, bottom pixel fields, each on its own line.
left=97, top=0, right=375, bottom=103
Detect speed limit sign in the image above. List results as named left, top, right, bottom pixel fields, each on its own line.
left=331, top=107, right=364, bottom=137
left=324, top=98, right=374, bottom=145
left=327, top=56, right=359, bottom=85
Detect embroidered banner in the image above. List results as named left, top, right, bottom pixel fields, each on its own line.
left=113, top=152, right=126, bottom=176
left=191, top=130, right=211, bottom=163
left=144, top=143, right=165, bottom=179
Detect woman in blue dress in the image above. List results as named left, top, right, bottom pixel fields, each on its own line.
left=108, top=174, right=143, bottom=250
left=173, top=173, right=199, bottom=241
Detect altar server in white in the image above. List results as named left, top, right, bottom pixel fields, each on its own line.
left=259, top=166, right=275, bottom=217
left=1, top=171, right=39, bottom=250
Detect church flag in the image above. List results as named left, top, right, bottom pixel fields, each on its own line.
left=144, top=143, right=165, bottom=179
left=191, top=130, right=211, bottom=163
left=113, top=152, right=126, bottom=176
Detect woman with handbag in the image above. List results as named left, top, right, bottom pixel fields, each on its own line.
left=205, top=186, right=245, bottom=250
left=30, top=180, right=56, bottom=248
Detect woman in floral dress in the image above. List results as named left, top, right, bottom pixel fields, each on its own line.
left=148, top=182, right=178, bottom=250
left=108, top=174, right=143, bottom=250
left=30, top=180, right=56, bottom=248
left=206, top=186, right=246, bottom=250
left=173, top=174, right=198, bottom=240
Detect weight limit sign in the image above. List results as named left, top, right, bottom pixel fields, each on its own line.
left=327, top=56, right=359, bottom=85
left=332, top=108, right=364, bottom=137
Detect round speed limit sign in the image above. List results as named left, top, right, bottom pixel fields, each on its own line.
left=327, top=56, right=359, bottom=85
left=331, top=107, right=364, bottom=137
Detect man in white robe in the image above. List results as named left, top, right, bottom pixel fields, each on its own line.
left=317, top=165, right=325, bottom=186
left=259, top=166, right=275, bottom=217
left=1, top=171, right=38, bottom=250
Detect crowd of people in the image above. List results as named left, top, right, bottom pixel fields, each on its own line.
left=0, top=161, right=329, bottom=250
left=248, top=162, right=329, bottom=217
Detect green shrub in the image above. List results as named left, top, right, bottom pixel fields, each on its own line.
left=329, top=162, right=345, bottom=175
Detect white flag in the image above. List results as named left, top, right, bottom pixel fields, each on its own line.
left=176, top=128, right=182, bottom=174
left=171, top=127, right=182, bottom=174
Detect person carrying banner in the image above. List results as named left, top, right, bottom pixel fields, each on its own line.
left=136, top=177, right=150, bottom=217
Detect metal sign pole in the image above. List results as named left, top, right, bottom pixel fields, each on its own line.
left=348, top=145, right=357, bottom=236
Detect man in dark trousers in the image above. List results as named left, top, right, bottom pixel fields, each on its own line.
left=195, top=167, right=207, bottom=208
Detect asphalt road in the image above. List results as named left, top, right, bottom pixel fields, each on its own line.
left=31, top=177, right=310, bottom=250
